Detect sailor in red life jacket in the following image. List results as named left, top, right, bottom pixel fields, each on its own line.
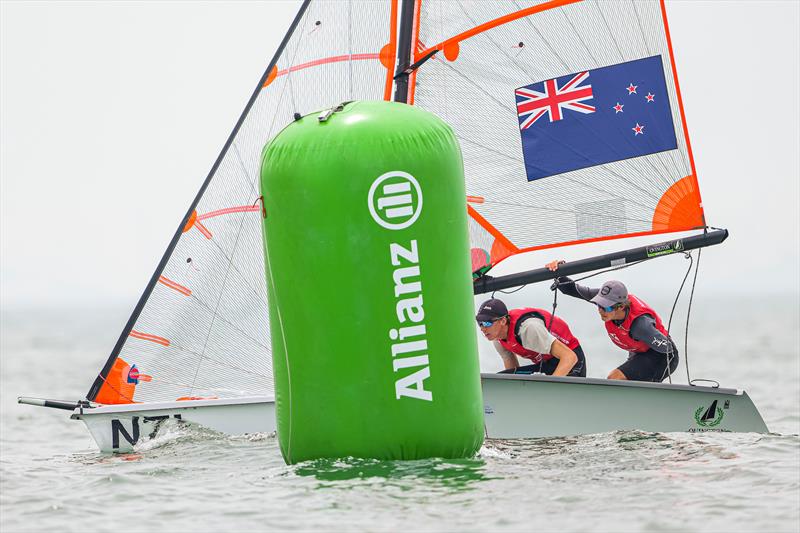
left=546, top=260, right=679, bottom=382
left=475, top=298, right=586, bottom=377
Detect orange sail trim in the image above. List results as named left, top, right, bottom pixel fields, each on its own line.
left=659, top=0, right=705, bottom=225
left=652, top=175, right=704, bottom=231
left=467, top=205, right=519, bottom=264
left=263, top=53, right=381, bottom=88
left=158, top=275, right=192, bottom=297
left=129, top=330, right=170, bottom=347
left=417, top=0, right=583, bottom=60
left=466, top=195, right=485, bottom=204
left=383, top=0, right=399, bottom=100
left=490, top=226, right=707, bottom=269
left=194, top=220, right=212, bottom=239
left=197, top=205, right=262, bottom=221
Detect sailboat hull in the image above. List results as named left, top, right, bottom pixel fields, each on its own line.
left=71, top=396, right=275, bottom=453
left=71, top=377, right=768, bottom=452
left=481, top=374, right=769, bottom=438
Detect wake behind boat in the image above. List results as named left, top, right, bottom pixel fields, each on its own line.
left=19, top=0, right=769, bottom=453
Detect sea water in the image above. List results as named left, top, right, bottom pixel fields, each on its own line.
left=1, top=296, right=798, bottom=532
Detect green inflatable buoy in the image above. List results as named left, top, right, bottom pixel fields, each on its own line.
left=260, top=101, right=484, bottom=464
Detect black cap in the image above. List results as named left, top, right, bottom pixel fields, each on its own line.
left=476, top=298, right=508, bottom=322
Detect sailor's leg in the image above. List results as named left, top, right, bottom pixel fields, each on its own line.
left=607, top=368, right=628, bottom=380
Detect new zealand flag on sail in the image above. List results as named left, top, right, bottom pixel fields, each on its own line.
left=515, top=55, right=678, bottom=181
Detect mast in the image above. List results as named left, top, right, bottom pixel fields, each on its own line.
left=474, top=229, right=728, bottom=295
left=86, top=0, right=312, bottom=402
left=393, top=0, right=416, bottom=103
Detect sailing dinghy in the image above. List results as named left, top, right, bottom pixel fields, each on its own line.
left=20, top=0, right=767, bottom=453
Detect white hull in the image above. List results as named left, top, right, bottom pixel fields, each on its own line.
left=71, top=396, right=275, bottom=453
left=481, top=374, right=769, bottom=438
left=71, top=377, right=768, bottom=452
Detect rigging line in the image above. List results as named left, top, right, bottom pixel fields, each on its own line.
left=188, top=200, right=257, bottom=395
left=685, top=247, right=701, bottom=385
left=662, top=251, right=693, bottom=384
left=229, top=141, right=273, bottom=301
left=491, top=284, right=527, bottom=297
left=515, top=0, right=570, bottom=70
left=457, top=135, right=659, bottom=211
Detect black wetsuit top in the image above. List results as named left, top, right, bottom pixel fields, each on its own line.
left=555, top=276, right=677, bottom=355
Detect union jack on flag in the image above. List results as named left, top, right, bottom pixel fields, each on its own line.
left=515, top=72, right=595, bottom=129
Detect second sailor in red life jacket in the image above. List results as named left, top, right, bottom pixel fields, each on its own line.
left=475, top=298, right=586, bottom=377
left=546, top=260, right=679, bottom=383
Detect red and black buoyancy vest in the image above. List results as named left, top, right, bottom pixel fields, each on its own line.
left=604, top=294, right=669, bottom=352
left=498, top=308, right=580, bottom=364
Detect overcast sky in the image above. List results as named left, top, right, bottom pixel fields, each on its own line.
left=1, top=0, right=798, bottom=311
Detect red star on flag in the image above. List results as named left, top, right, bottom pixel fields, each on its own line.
left=646, top=93, right=655, bottom=102
left=613, top=102, right=624, bottom=113
left=626, top=83, right=638, bottom=94
left=632, top=123, right=644, bottom=135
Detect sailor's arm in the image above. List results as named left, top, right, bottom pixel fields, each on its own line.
left=629, top=315, right=677, bottom=354
left=548, top=339, right=579, bottom=377
left=518, top=319, right=578, bottom=376
left=544, top=261, right=598, bottom=302
left=493, top=342, right=520, bottom=370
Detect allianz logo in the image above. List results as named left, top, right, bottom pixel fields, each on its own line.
left=368, top=170, right=431, bottom=402
left=368, top=171, right=422, bottom=230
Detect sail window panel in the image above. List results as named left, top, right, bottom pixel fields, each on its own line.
left=575, top=198, right=628, bottom=240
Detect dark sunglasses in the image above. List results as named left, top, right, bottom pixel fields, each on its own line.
left=596, top=303, right=619, bottom=312
left=477, top=318, right=499, bottom=328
